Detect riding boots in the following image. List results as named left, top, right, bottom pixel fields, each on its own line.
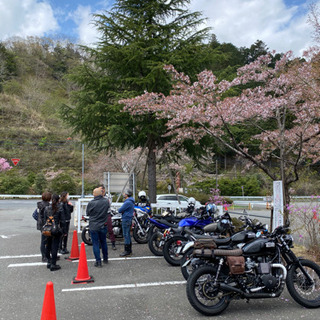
left=119, top=244, right=132, bottom=257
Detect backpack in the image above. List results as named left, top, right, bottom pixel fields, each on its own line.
left=41, top=215, right=59, bottom=237
left=32, top=208, right=39, bottom=221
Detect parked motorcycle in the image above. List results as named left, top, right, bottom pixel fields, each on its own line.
left=81, top=206, right=150, bottom=245
left=162, top=212, right=233, bottom=266
left=132, top=205, right=152, bottom=244
left=81, top=209, right=123, bottom=245
left=147, top=214, right=181, bottom=256
left=186, top=222, right=320, bottom=316
left=180, top=215, right=268, bottom=280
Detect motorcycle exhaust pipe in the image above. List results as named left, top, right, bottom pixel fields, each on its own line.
left=219, top=283, right=282, bottom=299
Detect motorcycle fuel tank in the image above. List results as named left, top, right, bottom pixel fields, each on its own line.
left=242, top=237, right=275, bottom=254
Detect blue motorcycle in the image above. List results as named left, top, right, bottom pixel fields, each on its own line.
left=132, top=205, right=152, bottom=244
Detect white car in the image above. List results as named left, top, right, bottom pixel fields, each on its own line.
left=156, top=194, right=201, bottom=208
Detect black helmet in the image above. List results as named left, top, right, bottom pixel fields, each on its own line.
left=125, top=189, right=133, bottom=197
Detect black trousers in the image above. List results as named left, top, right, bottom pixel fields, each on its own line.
left=40, top=233, right=47, bottom=259
left=59, top=221, right=70, bottom=250
left=45, top=235, right=60, bottom=265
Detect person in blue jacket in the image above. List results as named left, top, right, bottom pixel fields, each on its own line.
left=118, top=189, right=135, bottom=257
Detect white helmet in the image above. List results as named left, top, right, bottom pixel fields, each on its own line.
left=138, top=190, right=146, bottom=198
left=188, top=197, right=196, bottom=205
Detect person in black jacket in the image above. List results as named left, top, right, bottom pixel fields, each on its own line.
left=86, top=188, right=110, bottom=267
left=59, top=191, right=74, bottom=254
left=44, top=194, right=66, bottom=271
left=37, top=191, right=52, bottom=262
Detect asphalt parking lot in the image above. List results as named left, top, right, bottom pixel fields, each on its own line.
left=1, top=200, right=319, bottom=320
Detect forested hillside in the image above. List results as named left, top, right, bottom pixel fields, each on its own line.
left=0, top=37, right=87, bottom=194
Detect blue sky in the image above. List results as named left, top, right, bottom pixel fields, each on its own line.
left=0, top=0, right=318, bottom=56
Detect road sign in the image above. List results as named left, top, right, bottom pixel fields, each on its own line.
left=11, top=158, right=20, bottom=166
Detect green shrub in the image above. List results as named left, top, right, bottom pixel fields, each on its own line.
left=0, top=170, right=31, bottom=194
left=189, top=175, right=263, bottom=196
left=49, top=173, right=77, bottom=195
left=33, top=172, right=48, bottom=194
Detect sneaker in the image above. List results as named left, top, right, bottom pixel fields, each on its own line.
left=103, top=259, right=108, bottom=264
left=94, top=261, right=102, bottom=268
left=50, top=265, right=61, bottom=271
left=42, top=257, right=48, bottom=263
left=47, top=263, right=51, bottom=269
left=112, top=243, right=117, bottom=250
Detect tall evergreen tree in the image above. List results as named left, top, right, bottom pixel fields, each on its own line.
left=61, top=0, right=211, bottom=201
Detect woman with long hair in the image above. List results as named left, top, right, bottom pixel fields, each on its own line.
left=59, top=191, right=73, bottom=254
left=44, top=194, right=66, bottom=271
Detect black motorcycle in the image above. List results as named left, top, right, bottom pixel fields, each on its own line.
left=181, top=215, right=267, bottom=280
left=186, top=222, right=320, bottom=316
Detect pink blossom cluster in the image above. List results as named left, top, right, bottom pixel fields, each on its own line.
left=120, top=48, right=320, bottom=167
left=0, top=158, right=12, bottom=172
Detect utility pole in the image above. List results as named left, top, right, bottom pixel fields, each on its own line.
left=81, top=144, right=84, bottom=198
left=215, top=159, right=218, bottom=189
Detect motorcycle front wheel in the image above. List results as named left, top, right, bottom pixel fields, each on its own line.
left=148, top=231, right=164, bottom=256
left=81, top=226, right=92, bottom=245
left=163, top=235, right=186, bottom=266
left=186, top=265, right=230, bottom=316
left=133, top=224, right=149, bottom=244
left=286, top=259, right=320, bottom=308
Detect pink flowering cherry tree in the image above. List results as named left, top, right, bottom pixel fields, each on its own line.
left=120, top=50, right=320, bottom=219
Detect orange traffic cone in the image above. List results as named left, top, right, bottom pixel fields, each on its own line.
left=72, top=242, right=94, bottom=284
left=66, top=230, right=80, bottom=261
left=40, top=281, right=57, bottom=320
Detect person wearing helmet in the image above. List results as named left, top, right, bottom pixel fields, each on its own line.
left=136, top=190, right=151, bottom=207
left=186, top=197, right=196, bottom=214
left=118, top=189, right=135, bottom=257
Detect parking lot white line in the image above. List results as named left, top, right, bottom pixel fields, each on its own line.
left=0, top=254, right=41, bottom=259
left=62, top=280, right=186, bottom=292
left=8, top=262, right=46, bottom=267
left=72, top=256, right=163, bottom=263
left=7, top=255, right=163, bottom=267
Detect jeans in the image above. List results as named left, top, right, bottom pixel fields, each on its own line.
left=90, top=226, right=108, bottom=262
left=122, top=219, right=132, bottom=245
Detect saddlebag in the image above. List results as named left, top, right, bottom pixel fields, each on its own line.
left=193, top=239, right=217, bottom=258
left=226, top=256, right=245, bottom=275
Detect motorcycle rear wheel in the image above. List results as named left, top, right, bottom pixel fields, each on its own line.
left=163, top=235, right=186, bottom=266
left=81, top=226, right=92, bottom=245
left=148, top=231, right=164, bottom=256
left=286, top=259, right=320, bottom=308
left=186, top=265, right=230, bottom=316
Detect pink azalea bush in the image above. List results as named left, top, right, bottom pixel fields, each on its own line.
left=0, top=158, right=12, bottom=172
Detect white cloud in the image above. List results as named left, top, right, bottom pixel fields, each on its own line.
left=189, top=0, right=316, bottom=56
left=0, top=0, right=58, bottom=39
left=72, top=5, right=101, bottom=46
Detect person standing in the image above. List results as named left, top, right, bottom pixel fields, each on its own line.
left=59, top=191, right=74, bottom=254
left=37, top=191, right=52, bottom=262
left=44, top=194, right=66, bottom=271
left=98, top=184, right=116, bottom=250
left=86, top=188, right=110, bottom=267
left=118, top=189, right=135, bottom=257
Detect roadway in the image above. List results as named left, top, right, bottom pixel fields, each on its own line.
left=0, top=200, right=319, bottom=320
